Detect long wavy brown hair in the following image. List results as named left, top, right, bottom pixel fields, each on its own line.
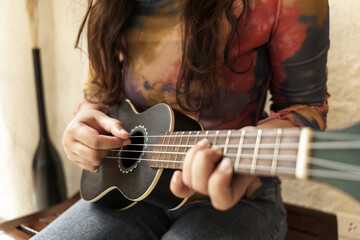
left=76, top=0, right=250, bottom=112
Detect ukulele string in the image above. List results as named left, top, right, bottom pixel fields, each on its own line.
left=105, top=152, right=360, bottom=175
left=111, top=140, right=360, bottom=150
left=106, top=154, right=360, bottom=174
left=128, top=130, right=302, bottom=139
left=307, top=169, right=360, bottom=181
left=309, top=157, right=360, bottom=172
left=312, top=131, right=360, bottom=140
left=105, top=129, right=360, bottom=180
left=110, top=148, right=360, bottom=173
left=124, top=129, right=360, bottom=150
left=127, top=130, right=360, bottom=141
left=104, top=155, right=360, bottom=181
left=233, top=165, right=360, bottom=181
left=113, top=149, right=299, bottom=161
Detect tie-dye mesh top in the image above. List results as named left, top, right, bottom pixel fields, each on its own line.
left=84, top=0, right=330, bottom=131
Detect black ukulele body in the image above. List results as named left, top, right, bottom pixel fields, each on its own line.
left=80, top=100, right=202, bottom=210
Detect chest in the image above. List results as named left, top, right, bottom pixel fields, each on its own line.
left=123, top=0, right=276, bottom=113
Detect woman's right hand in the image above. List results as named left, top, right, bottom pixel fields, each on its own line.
left=62, top=103, right=130, bottom=171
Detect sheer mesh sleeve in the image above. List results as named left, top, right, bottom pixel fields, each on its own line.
left=260, top=0, right=330, bottom=130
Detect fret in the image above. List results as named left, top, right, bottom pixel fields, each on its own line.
left=174, top=132, right=184, bottom=169
left=157, top=132, right=168, bottom=169
left=161, top=133, right=172, bottom=169
left=223, top=130, right=232, bottom=155
left=271, top=129, right=282, bottom=176
left=251, top=129, right=262, bottom=174
left=213, top=130, right=220, bottom=146
left=206, top=130, right=215, bottom=146
left=194, top=131, right=200, bottom=145
left=168, top=132, right=178, bottom=169
left=235, top=130, right=246, bottom=173
left=187, top=131, right=199, bottom=148
left=180, top=131, right=192, bottom=169
left=204, top=130, right=209, bottom=140
left=185, top=131, right=192, bottom=149
left=275, top=129, right=301, bottom=171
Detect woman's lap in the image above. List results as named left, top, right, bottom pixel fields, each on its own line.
left=163, top=200, right=286, bottom=240
left=31, top=199, right=171, bottom=240
left=163, top=178, right=287, bottom=240
left=32, top=179, right=286, bottom=240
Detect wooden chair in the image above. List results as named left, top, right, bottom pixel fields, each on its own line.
left=284, top=203, right=337, bottom=240
left=0, top=194, right=80, bottom=239
left=0, top=194, right=338, bottom=240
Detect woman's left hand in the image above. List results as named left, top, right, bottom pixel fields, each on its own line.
left=170, top=138, right=257, bottom=211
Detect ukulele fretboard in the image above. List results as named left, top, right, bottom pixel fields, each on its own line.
left=150, top=128, right=312, bottom=179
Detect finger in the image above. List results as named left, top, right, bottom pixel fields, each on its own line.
left=73, top=123, right=130, bottom=150
left=93, top=114, right=130, bottom=139
left=231, top=174, right=257, bottom=199
left=191, top=147, right=222, bottom=195
left=208, top=157, right=254, bottom=211
left=68, top=152, right=100, bottom=171
left=182, top=138, right=211, bottom=188
left=97, top=118, right=129, bottom=139
left=72, top=140, right=109, bottom=163
left=208, top=158, right=234, bottom=210
left=75, top=160, right=98, bottom=172
left=170, top=171, right=195, bottom=198
left=77, top=110, right=129, bottom=139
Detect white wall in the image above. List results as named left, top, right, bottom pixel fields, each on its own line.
left=0, top=0, right=359, bottom=220
left=0, top=0, right=88, bottom=219
left=327, top=0, right=360, bottom=128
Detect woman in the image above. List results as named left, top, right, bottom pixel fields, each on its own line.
left=33, top=0, right=329, bottom=239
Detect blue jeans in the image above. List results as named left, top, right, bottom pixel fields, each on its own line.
left=32, top=178, right=287, bottom=239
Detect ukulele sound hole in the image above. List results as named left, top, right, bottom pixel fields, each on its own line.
left=118, top=126, right=147, bottom=174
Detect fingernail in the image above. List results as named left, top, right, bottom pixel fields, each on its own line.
left=120, top=129, right=128, bottom=134
left=197, top=138, right=210, bottom=147
left=123, top=139, right=131, bottom=146
left=219, top=158, right=232, bottom=173
left=114, top=127, right=127, bottom=135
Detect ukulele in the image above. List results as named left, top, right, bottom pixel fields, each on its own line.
left=80, top=100, right=360, bottom=210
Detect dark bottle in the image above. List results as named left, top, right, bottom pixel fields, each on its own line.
left=32, top=48, right=67, bottom=210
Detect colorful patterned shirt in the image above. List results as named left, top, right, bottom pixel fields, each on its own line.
left=84, top=0, right=329, bottom=131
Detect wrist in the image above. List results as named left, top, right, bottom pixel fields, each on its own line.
left=256, top=118, right=297, bottom=129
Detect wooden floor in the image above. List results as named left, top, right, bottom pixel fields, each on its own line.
left=0, top=194, right=338, bottom=239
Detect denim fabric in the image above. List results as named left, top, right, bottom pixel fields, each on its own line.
left=32, top=178, right=286, bottom=240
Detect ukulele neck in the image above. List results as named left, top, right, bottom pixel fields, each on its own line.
left=150, top=128, right=313, bottom=179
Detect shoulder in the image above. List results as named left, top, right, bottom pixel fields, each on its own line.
left=280, top=0, right=328, bottom=10
left=278, top=0, right=329, bottom=23
left=270, top=0, right=329, bottom=41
